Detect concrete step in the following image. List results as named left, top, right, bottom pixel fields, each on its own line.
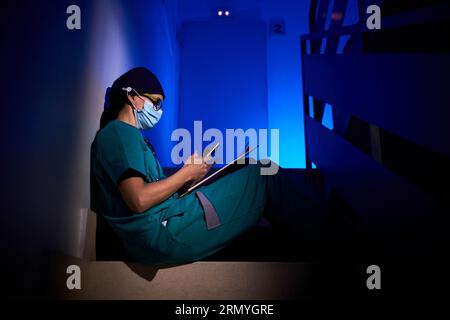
left=46, top=255, right=310, bottom=300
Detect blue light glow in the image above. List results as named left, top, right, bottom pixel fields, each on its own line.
left=322, top=104, right=334, bottom=130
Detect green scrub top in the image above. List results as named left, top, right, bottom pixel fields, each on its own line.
left=90, top=119, right=267, bottom=265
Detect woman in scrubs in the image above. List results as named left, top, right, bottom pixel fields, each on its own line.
left=90, top=67, right=323, bottom=264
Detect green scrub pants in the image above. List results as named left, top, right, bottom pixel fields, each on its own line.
left=157, top=162, right=325, bottom=264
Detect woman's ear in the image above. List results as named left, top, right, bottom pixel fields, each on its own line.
left=127, top=95, right=137, bottom=109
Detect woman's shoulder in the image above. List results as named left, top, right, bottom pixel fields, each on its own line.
left=97, top=120, right=141, bottom=141
left=94, top=120, right=145, bottom=153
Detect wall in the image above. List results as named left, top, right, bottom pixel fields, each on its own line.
left=178, top=19, right=268, bottom=163
left=177, top=0, right=310, bottom=168
left=263, top=0, right=310, bottom=168
left=0, top=0, right=179, bottom=297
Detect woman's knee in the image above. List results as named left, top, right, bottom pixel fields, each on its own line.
left=230, top=158, right=280, bottom=180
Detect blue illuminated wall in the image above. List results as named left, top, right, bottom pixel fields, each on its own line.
left=178, top=19, right=268, bottom=162
left=264, top=0, right=310, bottom=168
left=121, top=0, right=180, bottom=167
left=177, top=0, right=311, bottom=168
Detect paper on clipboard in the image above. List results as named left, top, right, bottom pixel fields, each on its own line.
left=179, top=144, right=259, bottom=198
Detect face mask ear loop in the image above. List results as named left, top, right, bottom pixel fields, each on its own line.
left=122, top=87, right=153, bottom=111
left=131, top=88, right=148, bottom=108
left=133, top=88, right=157, bottom=111
left=122, top=87, right=139, bottom=110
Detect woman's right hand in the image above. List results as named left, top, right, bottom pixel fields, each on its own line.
left=120, top=151, right=211, bottom=213
left=181, top=152, right=212, bottom=182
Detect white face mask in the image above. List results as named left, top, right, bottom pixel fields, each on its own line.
left=122, top=87, right=163, bottom=129
left=134, top=99, right=163, bottom=130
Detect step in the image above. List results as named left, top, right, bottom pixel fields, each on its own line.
left=46, top=255, right=310, bottom=300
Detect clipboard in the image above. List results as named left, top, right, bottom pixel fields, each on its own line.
left=179, top=144, right=259, bottom=198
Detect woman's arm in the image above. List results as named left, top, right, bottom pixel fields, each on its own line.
left=118, top=152, right=211, bottom=213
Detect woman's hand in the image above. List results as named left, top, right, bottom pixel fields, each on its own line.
left=181, top=151, right=212, bottom=182
left=118, top=152, right=212, bottom=213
